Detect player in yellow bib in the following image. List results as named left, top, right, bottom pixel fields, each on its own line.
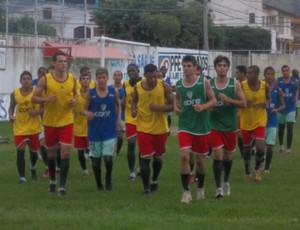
left=240, top=65, right=269, bottom=182
left=73, top=72, right=91, bottom=175
left=132, top=64, right=174, bottom=194
left=8, top=71, right=42, bottom=184
left=32, top=52, right=77, bottom=196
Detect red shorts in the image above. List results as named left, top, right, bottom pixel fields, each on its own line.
left=137, top=132, right=168, bottom=158
left=125, top=123, right=137, bottom=139
left=241, top=126, right=266, bottom=146
left=74, top=136, right=89, bottom=149
left=14, top=133, right=40, bottom=151
left=44, top=124, right=73, bottom=148
left=178, top=132, right=210, bottom=155
left=210, top=129, right=237, bottom=152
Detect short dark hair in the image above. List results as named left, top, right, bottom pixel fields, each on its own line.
left=264, top=66, right=275, bottom=76
left=144, top=64, right=157, bottom=74
left=37, top=67, right=46, bottom=75
left=52, top=52, right=67, bottom=62
left=127, top=63, right=139, bottom=71
left=95, top=67, right=108, bottom=76
left=182, top=55, right=197, bottom=66
left=79, top=72, right=91, bottom=81
left=248, top=65, right=260, bottom=76
left=214, top=55, right=230, bottom=68
left=80, top=66, right=90, bottom=75
left=20, top=71, right=32, bottom=81
left=236, top=65, right=247, bottom=75
left=281, top=65, right=290, bottom=71
left=292, top=69, right=299, bottom=77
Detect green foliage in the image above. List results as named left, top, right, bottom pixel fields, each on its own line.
left=0, top=0, right=5, bottom=32
left=140, top=13, right=181, bottom=46
left=1, top=117, right=300, bottom=229
left=222, top=26, right=271, bottom=50
left=4, top=15, right=56, bottom=36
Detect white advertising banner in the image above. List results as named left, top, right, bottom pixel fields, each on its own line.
left=156, top=47, right=209, bottom=85
left=0, top=93, right=10, bottom=121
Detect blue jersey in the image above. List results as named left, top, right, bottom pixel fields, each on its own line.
left=267, top=85, right=280, bottom=128
left=118, top=87, right=125, bottom=122
left=277, top=77, right=296, bottom=114
left=88, top=86, right=117, bottom=142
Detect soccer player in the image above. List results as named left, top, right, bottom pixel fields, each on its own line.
left=174, top=55, right=216, bottom=204
left=131, top=64, right=174, bottom=194
left=9, top=71, right=42, bottom=184
left=73, top=72, right=91, bottom=175
left=32, top=52, right=77, bottom=196
left=112, top=70, right=125, bottom=156
left=263, top=66, right=285, bottom=173
left=240, top=65, right=269, bottom=182
left=123, top=64, right=142, bottom=180
left=234, top=65, right=248, bottom=157
left=276, top=65, right=298, bottom=154
left=82, top=67, right=121, bottom=191
left=210, top=56, right=246, bottom=198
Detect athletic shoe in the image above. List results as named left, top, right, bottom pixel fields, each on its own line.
left=196, top=188, right=205, bottom=200
left=222, top=182, right=230, bottom=196
left=143, top=189, right=150, bottom=195
left=57, top=187, right=66, bottom=197
left=286, top=149, right=291, bottom=154
left=253, top=170, right=262, bottom=182
left=181, top=190, right=192, bottom=204
left=150, top=181, right=158, bottom=192
left=106, top=181, right=112, bottom=191
left=243, top=174, right=251, bottom=183
left=19, top=177, right=26, bottom=184
left=279, top=145, right=284, bottom=154
left=43, top=169, right=50, bottom=178
left=55, top=167, right=61, bottom=173
left=264, top=169, right=270, bottom=174
left=215, top=187, right=223, bottom=199
left=48, top=181, right=56, bottom=193
left=129, top=172, right=136, bottom=181
left=82, top=169, right=89, bottom=176
left=97, top=185, right=104, bottom=191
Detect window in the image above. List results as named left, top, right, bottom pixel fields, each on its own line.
left=249, top=13, right=255, bottom=24
left=43, top=8, right=52, bottom=20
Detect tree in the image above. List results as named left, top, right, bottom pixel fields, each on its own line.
left=222, top=26, right=271, bottom=50
left=0, top=0, right=5, bottom=32
left=8, top=15, right=56, bottom=36
left=140, top=13, right=181, bottom=46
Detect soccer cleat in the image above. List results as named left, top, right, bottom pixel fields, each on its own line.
left=286, top=149, right=291, bottom=154
left=48, top=181, right=56, bottom=193
left=222, top=182, right=230, bottom=196
left=264, top=169, right=270, bottom=174
left=279, top=145, right=284, bottom=154
left=181, top=190, right=192, bottom=204
left=196, top=188, right=205, bottom=200
left=150, top=181, right=158, bottom=192
left=129, top=172, right=136, bottom=181
left=82, top=169, right=89, bottom=176
left=243, top=174, right=251, bottom=183
left=215, top=187, right=223, bottom=199
left=253, top=170, right=262, bottom=182
left=19, top=177, right=26, bottom=184
left=43, top=169, right=50, bottom=178
left=57, top=187, right=66, bottom=197
left=97, top=185, right=104, bottom=191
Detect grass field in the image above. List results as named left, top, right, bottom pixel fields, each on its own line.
left=0, top=117, right=300, bottom=230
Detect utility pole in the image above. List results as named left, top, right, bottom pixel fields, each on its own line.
left=5, top=0, right=8, bottom=35
left=203, top=0, right=209, bottom=50
left=61, top=0, right=65, bottom=39
left=84, top=0, right=87, bottom=39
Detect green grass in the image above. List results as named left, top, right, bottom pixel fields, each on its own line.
left=0, top=117, right=300, bottom=229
